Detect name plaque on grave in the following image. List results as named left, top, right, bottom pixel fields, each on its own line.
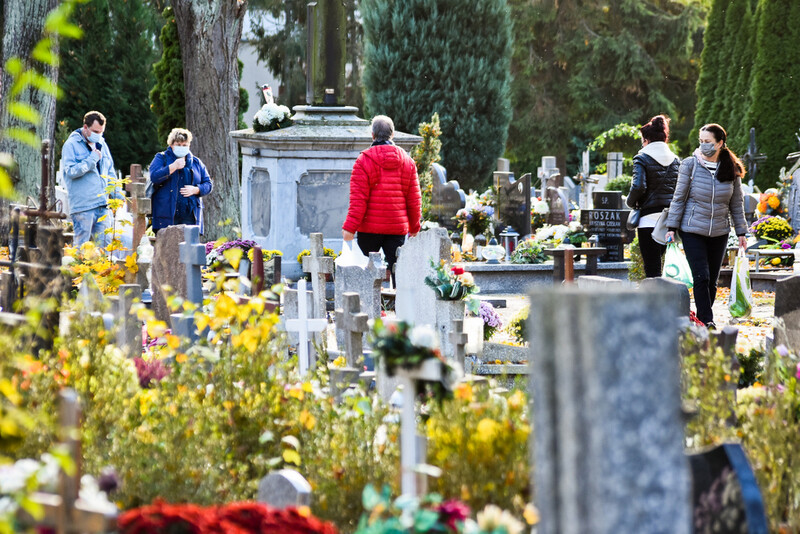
left=581, top=209, right=631, bottom=262
left=297, top=171, right=350, bottom=237
left=592, top=191, right=622, bottom=209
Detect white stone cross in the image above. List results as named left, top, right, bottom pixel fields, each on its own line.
left=301, top=232, right=334, bottom=319
left=335, top=292, right=368, bottom=368
left=285, top=278, right=327, bottom=375
left=449, top=319, right=469, bottom=368
left=179, top=225, right=205, bottom=306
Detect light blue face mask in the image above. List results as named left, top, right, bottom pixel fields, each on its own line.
left=88, top=131, right=103, bottom=144
left=172, top=145, right=190, bottom=158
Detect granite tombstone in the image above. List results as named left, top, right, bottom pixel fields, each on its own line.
left=495, top=172, right=531, bottom=238
left=429, top=163, right=466, bottom=232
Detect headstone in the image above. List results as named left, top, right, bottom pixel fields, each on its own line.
left=773, top=274, right=800, bottom=353
left=449, top=319, right=468, bottom=368
left=125, top=165, right=150, bottom=256
left=640, top=277, right=691, bottom=317
left=115, top=284, right=142, bottom=358
left=429, top=163, right=466, bottom=232
left=495, top=172, right=532, bottom=238
left=592, top=191, right=623, bottom=210
left=179, top=225, right=205, bottom=307
left=301, top=233, right=334, bottom=320
left=257, top=469, right=312, bottom=509
left=688, top=443, right=768, bottom=534
left=537, top=156, right=559, bottom=197
left=395, top=228, right=451, bottom=327
left=545, top=186, right=569, bottom=226
left=580, top=201, right=630, bottom=262
left=529, top=287, right=689, bottom=534
left=741, top=128, right=767, bottom=190
left=283, top=285, right=315, bottom=345
left=607, top=152, right=623, bottom=180
left=496, top=158, right=510, bottom=172
left=334, top=251, right=385, bottom=348
left=788, top=168, right=800, bottom=235
left=285, top=278, right=327, bottom=375
left=151, top=225, right=188, bottom=322
left=335, top=292, right=368, bottom=368
left=575, top=275, right=623, bottom=289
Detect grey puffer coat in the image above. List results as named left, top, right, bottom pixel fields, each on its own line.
left=665, top=155, right=747, bottom=237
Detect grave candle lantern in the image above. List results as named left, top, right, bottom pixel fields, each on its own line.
left=481, top=237, right=505, bottom=264
left=499, top=226, right=519, bottom=262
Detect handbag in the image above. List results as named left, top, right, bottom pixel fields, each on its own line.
left=626, top=209, right=641, bottom=231
left=651, top=208, right=670, bottom=245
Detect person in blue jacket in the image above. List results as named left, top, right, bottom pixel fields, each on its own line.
left=61, top=110, right=122, bottom=246
left=148, top=128, right=213, bottom=234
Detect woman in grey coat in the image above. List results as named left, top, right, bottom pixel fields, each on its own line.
left=664, top=123, right=748, bottom=328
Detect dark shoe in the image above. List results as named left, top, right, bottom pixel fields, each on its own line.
left=706, top=321, right=717, bottom=330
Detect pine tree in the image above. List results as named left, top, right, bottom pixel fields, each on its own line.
left=746, top=0, right=800, bottom=188
left=692, top=0, right=728, bottom=140
left=723, top=0, right=759, bottom=153
left=150, top=7, right=185, bottom=146
left=362, top=0, right=513, bottom=191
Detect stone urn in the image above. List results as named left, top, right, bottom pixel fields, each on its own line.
left=434, top=299, right=466, bottom=361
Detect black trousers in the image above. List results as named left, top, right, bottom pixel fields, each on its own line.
left=679, top=230, right=729, bottom=325
left=637, top=227, right=667, bottom=278
left=356, top=232, right=405, bottom=287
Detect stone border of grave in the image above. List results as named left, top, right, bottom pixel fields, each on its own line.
left=460, top=261, right=630, bottom=293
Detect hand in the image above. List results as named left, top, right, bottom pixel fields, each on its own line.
left=665, top=231, right=675, bottom=243
left=180, top=185, right=200, bottom=197
left=409, top=232, right=418, bottom=238
left=92, top=148, right=102, bottom=159
left=170, top=157, right=186, bottom=173
left=738, top=236, right=748, bottom=249
left=342, top=230, right=355, bottom=241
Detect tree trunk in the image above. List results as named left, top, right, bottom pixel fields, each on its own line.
left=172, top=0, right=245, bottom=242
left=0, top=0, right=59, bottom=203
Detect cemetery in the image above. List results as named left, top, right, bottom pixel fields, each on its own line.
left=3, top=0, right=800, bottom=533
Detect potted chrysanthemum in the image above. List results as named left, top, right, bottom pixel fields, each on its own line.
left=252, top=102, right=293, bottom=132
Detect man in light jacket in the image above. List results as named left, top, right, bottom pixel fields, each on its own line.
left=61, top=110, right=123, bottom=247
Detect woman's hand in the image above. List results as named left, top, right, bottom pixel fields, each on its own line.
left=180, top=185, right=200, bottom=197
left=665, top=231, right=675, bottom=243
left=169, top=157, right=186, bottom=174
left=738, top=235, right=748, bottom=249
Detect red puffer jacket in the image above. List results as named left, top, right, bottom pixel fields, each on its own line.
left=342, top=144, right=421, bottom=235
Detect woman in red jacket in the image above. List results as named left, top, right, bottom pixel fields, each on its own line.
left=342, top=115, right=421, bottom=286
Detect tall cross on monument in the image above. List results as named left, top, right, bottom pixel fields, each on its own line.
left=742, top=128, right=767, bottom=188
left=179, top=225, right=205, bottom=307
left=305, top=0, right=346, bottom=105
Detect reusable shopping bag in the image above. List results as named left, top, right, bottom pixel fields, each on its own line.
left=728, top=248, right=753, bottom=318
left=663, top=242, right=693, bottom=288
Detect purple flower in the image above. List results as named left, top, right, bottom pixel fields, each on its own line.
left=437, top=499, right=471, bottom=532
left=205, top=241, right=216, bottom=255
left=478, top=301, right=502, bottom=328
left=134, top=357, right=170, bottom=388
left=796, top=362, right=800, bottom=381
left=777, top=344, right=789, bottom=357
left=98, top=467, right=120, bottom=494
left=781, top=242, right=791, bottom=249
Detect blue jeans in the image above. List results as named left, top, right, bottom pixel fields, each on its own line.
left=72, top=206, right=111, bottom=247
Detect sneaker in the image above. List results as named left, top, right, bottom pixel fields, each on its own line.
left=706, top=321, right=717, bottom=330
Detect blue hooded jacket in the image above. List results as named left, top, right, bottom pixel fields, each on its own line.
left=61, top=129, right=121, bottom=215
left=148, top=147, right=213, bottom=233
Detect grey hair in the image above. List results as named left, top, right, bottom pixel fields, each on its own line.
left=167, top=127, right=193, bottom=146
left=371, top=115, right=395, bottom=142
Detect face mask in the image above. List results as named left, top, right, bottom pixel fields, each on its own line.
left=87, top=131, right=103, bottom=144
left=172, top=146, right=190, bottom=158
left=699, top=142, right=717, bottom=157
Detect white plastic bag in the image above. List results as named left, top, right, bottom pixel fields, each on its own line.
left=335, top=239, right=369, bottom=268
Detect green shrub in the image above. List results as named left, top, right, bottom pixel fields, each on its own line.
left=506, top=306, right=529, bottom=345
left=605, top=175, right=632, bottom=196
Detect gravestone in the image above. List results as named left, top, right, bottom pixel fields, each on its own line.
left=179, top=226, right=205, bottom=307
left=640, top=277, right=691, bottom=317
left=114, top=284, right=142, bottom=358
left=335, top=292, right=368, bottom=368
left=429, top=163, right=466, bottom=232
left=773, top=274, right=800, bottom=353
left=335, top=251, right=385, bottom=348
left=285, top=278, right=327, bottom=375
left=607, top=152, right=623, bottom=180
left=449, top=319, right=468, bottom=368
left=257, top=469, right=312, bottom=509
left=581, top=195, right=630, bottom=262
left=125, top=164, right=150, bottom=256
left=688, top=443, right=768, bottom=533
left=529, top=287, right=689, bottom=534
left=151, top=225, right=188, bottom=322
left=537, top=156, right=559, bottom=197
left=496, top=158, right=510, bottom=172
left=495, top=172, right=532, bottom=238
left=395, top=228, right=451, bottom=328
left=545, top=186, right=568, bottom=226
left=283, top=285, right=315, bottom=346
left=789, top=168, right=800, bottom=234
left=301, top=233, right=334, bottom=320
left=592, top=191, right=623, bottom=210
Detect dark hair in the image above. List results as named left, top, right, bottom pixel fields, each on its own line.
left=640, top=115, right=670, bottom=143
left=700, top=123, right=744, bottom=182
left=83, top=111, right=106, bottom=127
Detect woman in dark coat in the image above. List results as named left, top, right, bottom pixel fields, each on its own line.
left=626, top=115, right=679, bottom=278
left=148, top=128, right=213, bottom=234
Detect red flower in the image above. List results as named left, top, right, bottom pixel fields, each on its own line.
left=451, top=266, right=465, bottom=275
left=437, top=500, right=471, bottom=532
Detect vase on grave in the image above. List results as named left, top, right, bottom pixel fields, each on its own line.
left=434, top=299, right=466, bottom=362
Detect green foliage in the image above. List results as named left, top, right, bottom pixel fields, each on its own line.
left=737, top=347, right=764, bottom=388
left=411, top=113, right=443, bottom=222
left=506, top=0, right=706, bottom=178
left=506, top=306, right=528, bottom=345
left=509, top=239, right=547, bottom=265
left=57, top=0, right=162, bottom=172
left=627, top=236, right=645, bottom=282
left=605, top=175, right=632, bottom=196
left=362, top=0, right=512, bottom=191
left=150, top=7, right=185, bottom=146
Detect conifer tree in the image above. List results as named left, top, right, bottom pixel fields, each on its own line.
left=692, top=0, right=728, bottom=140
left=723, top=0, right=759, bottom=153
left=746, top=0, right=800, bottom=188
left=150, top=7, right=185, bottom=146
left=362, top=0, right=512, bottom=191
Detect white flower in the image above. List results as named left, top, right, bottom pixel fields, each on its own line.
left=533, top=200, right=550, bottom=215
left=476, top=504, right=524, bottom=534
left=568, top=220, right=582, bottom=233
left=535, top=225, right=555, bottom=241
left=79, top=475, right=117, bottom=514
left=253, top=103, right=293, bottom=126
left=464, top=192, right=480, bottom=210
left=552, top=224, right=569, bottom=241
left=408, top=324, right=439, bottom=350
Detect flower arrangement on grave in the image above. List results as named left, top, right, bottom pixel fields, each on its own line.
left=424, top=260, right=479, bottom=301
left=247, top=248, right=282, bottom=263
left=296, top=247, right=339, bottom=264
left=477, top=301, right=502, bottom=341
left=354, top=484, right=535, bottom=534
left=749, top=215, right=794, bottom=243
left=119, top=500, right=338, bottom=534
left=205, top=238, right=259, bottom=269
left=453, top=205, right=494, bottom=237
left=252, top=102, right=293, bottom=133
left=756, top=189, right=785, bottom=217
left=64, top=241, right=133, bottom=294
left=509, top=239, right=547, bottom=265
left=531, top=197, right=549, bottom=231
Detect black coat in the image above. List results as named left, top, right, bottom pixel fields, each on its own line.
left=626, top=153, right=679, bottom=216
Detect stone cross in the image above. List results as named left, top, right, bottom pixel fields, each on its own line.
left=179, top=225, right=205, bottom=307
left=114, top=284, right=142, bottom=358
left=285, top=278, right=327, bottom=375
left=449, top=319, right=468, bottom=368
left=334, top=251, right=385, bottom=348
left=124, top=164, right=150, bottom=254
left=335, top=292, right=368, bottom=368
left=20, top=389, right=117, bottom=533
left=301, top=232, right=334, bottom=319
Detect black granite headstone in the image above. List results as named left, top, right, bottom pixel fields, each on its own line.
left=580, top=208, right=629, bottom=262
left=429, top=163, right=466, bottom=232
left=773, top=274, right=800, bottom=353
left=495, top=172, right=532, bottom=238
left=592, top=191, right=622, bottom=209
left=688, top=443, right=768, bottom=534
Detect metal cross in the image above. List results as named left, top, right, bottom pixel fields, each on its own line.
left=742, top=128, right=767, bottom=187
left=335, top=292, right=368, bottom=368
left=285, top=278, right=327, bottom=375
left=301, top=232, right=334, bottom=319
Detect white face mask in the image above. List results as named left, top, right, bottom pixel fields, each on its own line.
left=88, top=131, right=103, bottom=143
left=172, top=145, right=190, bottom=158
